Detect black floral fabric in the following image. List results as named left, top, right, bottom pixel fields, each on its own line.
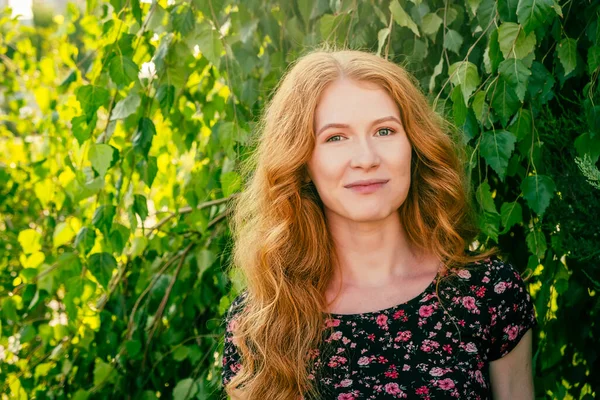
left=222, top=255, right=537, bottom=399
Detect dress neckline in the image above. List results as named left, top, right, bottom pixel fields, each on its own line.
left=324, top=262, right=442, bottom=319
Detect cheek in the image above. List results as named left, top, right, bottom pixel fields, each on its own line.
left=307, top=151, right=345, bottom=183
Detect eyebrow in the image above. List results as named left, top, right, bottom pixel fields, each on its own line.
left=315, top=116, right=403, bottom=137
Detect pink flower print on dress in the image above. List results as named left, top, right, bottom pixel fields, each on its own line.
left=357, top=356, right=371, bottom=366
left=416, top=386, right=429, bottom=395
left=330, top=331, right=343, bottom=341
left=429, top=367, right=446, bottom=376
left=376, top=314, right=389, bottom=330
left=494, top=281, right=507, bottom=294
left=395, top=330, right=412, bottom=342
left=474, top=369, right=486, bottom=387
left=337, top=394, right=356, bottom=400
left=384, top=382, right=407, bottom=397
left=464, top=342, right=478, bottom=353
left=420, top=339, right=440, bottom=353
left=325, top=318, right=341, bottom=328
left=438, top=378, right=455, bottom=390
left=419, top=305, right=434, bottom=318
left=461, top=296, right=477, bottom=310
left=457, top=269, right=471, bottom=279
left=327, top=355, right=348, bottom=367
left=504, top=325, right=520, bottom=340
left=338, top=379, right=353, bottom=388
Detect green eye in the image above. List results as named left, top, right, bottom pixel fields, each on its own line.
left=377, top=128, right=395, bottom=136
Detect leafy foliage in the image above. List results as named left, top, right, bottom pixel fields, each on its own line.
left=0, top=0, right=599, bottom=398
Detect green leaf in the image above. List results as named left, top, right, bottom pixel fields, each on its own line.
left=157, top=84, right=175, bottom=117
left=172, top=346, right=189, bottom=361
left=516, top=0, right=554, bottom=34
left=132, top=117, right=156, bottom=158
left=500, top=201, right=523, bottom=234
left=197, top=249, right=216, bottom=281
left=527, top=61, right=555, bottom=104
left=137, top=156, right=158, bottom=188
left=88, top=143, right=117, bottom=178
left=297, top=0, right=314, bottom=26
left=557, top=37, right=578, bottom=76
left=171, top=3, right=195, bottom=36
left=421, top=12, right=442, bottom=36
left=497, top=22, right=536, bottom=59
left=74, top=227, right=96, bottom=255
left=18, top=229, right=42, bottom=255
left=444, top=29, right=463, bottom=55
left=191, top=23, right=223, bottom=68
left=72, top=114, right=97, bottom=145
left=490, top=78, right=521, bottom=127
left=498, top=58, right=531, bottom=102
left=133, top=194, right=149, bottom=221
left=467, top=0, right=482, bottom=15
left=93, top=358, right=116, bottom=386
left=389, top=0, right=420, bottom=37
left=108, top=55, right=138, bottom=87
left=88, top=252, right=117, bottom=289
left=526, top=227, right=547, bottom=259
left=448, top=61, right=481, bottom=105
left=480, top=130, right=517, bottom=181
left=498, top=0, right=518, bottom=23
left=574, top=132, right=600, bottom=164
left=376, top=28, right=390, bottom=57
left=472, top=91, right=492, bottom=126
left=173, top=378, right=198, bottom=400
left=124, top=340, right=141, bottom=358
left=92, top=205, right=116, bottom=233
left=451, top=85, right=467, bottom=126
left=476, top=181, right=498, bottom=214
left=486, top=29, right=502, bottom=75
left=110, top=94, right=140, bottom=120
left=587, top=46, right=600, bottom=74
left=220, top=171, right=241, bottom=197
left=429, top=56, right=444, bottom=93
left=508, top=108, right=533, bottom=141
left=520, top=175, right=556, bottom=216
left=76, top=85, right=109, bottom=117
left=479, top=210, right=501, bottom=242
left=53, top=221, right=76, bottom=249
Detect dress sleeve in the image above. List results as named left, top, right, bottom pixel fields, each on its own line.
left=222, top=291, right=248, bottom=387
left=486, top=257, right=538, bottom=361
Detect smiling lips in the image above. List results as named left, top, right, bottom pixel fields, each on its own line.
left=344, top=179, right=389, bottom=188
left=344, top=179, right=389, bottom=194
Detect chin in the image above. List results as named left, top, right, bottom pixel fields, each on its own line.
left=345, top=210, right=391, bottom=223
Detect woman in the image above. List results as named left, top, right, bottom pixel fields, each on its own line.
left=221, top=47, right=537, bottom=400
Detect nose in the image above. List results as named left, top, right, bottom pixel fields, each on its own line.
left=349, top=137, right=381, bottom=170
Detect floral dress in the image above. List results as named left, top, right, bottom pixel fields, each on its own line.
left=221, top=255, right=538, bottom=399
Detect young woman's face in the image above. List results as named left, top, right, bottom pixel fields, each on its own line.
left=307, top=78, right=413, bottom=223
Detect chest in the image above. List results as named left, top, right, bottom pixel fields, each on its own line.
left=324, top=275, right=437, bottom=315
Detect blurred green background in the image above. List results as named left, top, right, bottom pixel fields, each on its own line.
left=0, top=0, right=599, bottom=398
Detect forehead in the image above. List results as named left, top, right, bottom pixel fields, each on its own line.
left=314, top=79, right=400, bottom=128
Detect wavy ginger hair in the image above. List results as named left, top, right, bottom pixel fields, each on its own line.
left=224, top=47, right=498, bottom=400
